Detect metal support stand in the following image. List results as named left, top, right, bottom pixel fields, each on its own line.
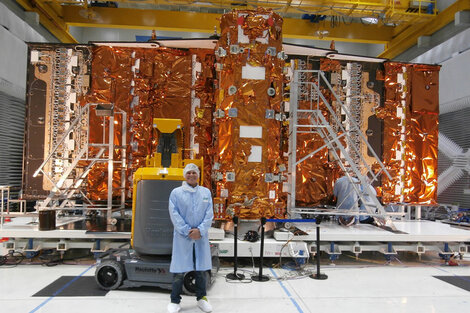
left=310, top=216, right=328, bottom=280
left=252, top=217, right=270, bottom=282
left=226, top=216, right=245, bottom=280
left=107, top=114, right=114, bottom=225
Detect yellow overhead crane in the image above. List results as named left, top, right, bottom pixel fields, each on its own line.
left=13, top=0, right=469, bottom=60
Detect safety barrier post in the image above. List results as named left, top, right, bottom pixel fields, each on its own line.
left=310, top=215, right=328, bottom=280
left=252, top=217, right=269, bottom=282
left=226, top=216, right=245, bottom=280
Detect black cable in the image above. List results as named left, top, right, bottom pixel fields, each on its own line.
left=0, top=251, right=25, bottom=267
left=38, top=249, right=95, bottom=267
left=341, top=15, right=353, bottom=25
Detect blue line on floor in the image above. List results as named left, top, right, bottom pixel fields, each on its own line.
left=269, top=268, right=304, bottom=313
left=29, top=264, right=96, bottom=313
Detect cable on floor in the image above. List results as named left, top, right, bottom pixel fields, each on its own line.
left=0, top=251, right=25, bottom=267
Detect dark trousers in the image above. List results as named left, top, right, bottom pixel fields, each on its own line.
left=170, top=271, right=207, bottom=304
left=170, top=244, right=207, bottom=304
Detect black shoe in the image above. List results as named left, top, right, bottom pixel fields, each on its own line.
left=338, top=216, right=356, bottom=226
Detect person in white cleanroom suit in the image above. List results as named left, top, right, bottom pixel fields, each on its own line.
left=167, top=163, right=214, bottom=313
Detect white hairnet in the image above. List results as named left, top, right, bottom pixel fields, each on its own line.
left=183, top=163, right=200, bottom=177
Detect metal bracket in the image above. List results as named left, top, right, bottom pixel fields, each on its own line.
left=216, top=47, right=227, bottom=57
left=230, top=45, right=241, bottom=54
left=226, top=172, right=236, bottom=182
left=267, top=87, right=276, bottom=97
left=228, top=85, right=237, bottom=96
left=266, top=47, right=276, bottom=56
left=265, top=173, right=281, bottom=183
left=275, top=113, right=284, bottom=121
left=228, top=108, right=238, bottom=117
left=214, top=172, right=224, bottom=181
left=277, top=51, right=288, bottom=60
left=214, top=109, right=225, bottom=118
left=265, top=109, right=275, bottom=119
left=265, top=173, right=274, bottom=183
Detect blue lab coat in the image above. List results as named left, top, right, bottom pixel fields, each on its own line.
left=333, top=176, right=359, bottom=211
left=169, top=182, right=214, bottom=273
left=359, top=183, right=377, bottom=221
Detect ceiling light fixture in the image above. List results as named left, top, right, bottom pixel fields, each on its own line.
left=315, top=30, right=329, bottom=39
left=360, top=16, right=379, bottom=25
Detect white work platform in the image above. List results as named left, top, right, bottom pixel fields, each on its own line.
left=274, top=220, right=470, bottom=242
left=0, top=216, right=225, bottom=240
left=0, top=216, right=130, bottom=239
left=2, top=217, right=469, bottom=257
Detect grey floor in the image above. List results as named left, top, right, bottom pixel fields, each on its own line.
left=1, top=252, right=470, bottom=313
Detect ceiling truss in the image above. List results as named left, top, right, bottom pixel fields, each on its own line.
left=13, top=0, right=470, bottom=59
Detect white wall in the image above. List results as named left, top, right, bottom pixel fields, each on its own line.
left=412, top=27, right=470, bottom=109
left=0, top=2, right=47, bottom=99
left=439, top=48, right=470, bottom=106
left=436, top=0, right=457, bottom=12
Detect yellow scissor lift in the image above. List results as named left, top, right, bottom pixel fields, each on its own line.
left=95, top=118, right=218, bottom=293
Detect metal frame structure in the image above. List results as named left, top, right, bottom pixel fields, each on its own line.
left=288, top=69, right=403, bottom=226
left=2, top=218, right=469, bottom=261
left=1, top=186, right=28, bottom=228
left=32, top=102, right=127, bottom=222
left=272, top=220, right=470, bottom=261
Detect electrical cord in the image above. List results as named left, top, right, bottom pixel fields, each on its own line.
left=0, top=251, right=25, bottom=267
left=38, top=249, right=95, bottom=267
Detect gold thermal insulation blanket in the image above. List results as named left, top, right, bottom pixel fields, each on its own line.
left=294, top=97, right=337, bottom=206
left=87, top=46, right=193, bottom=200
left=293, top=59, right=343, bottom=207
left=189, top=49, right=216, bottom=189
left=379, top=62, right=439, bottom=204
left=213, top=8, right=286, bottom=220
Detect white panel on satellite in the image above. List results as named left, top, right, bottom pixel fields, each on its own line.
left=240, top=126, right=262, bottom=138
left=248, top=145, right=262, bottom=163
left=242, top=64, right=265, bottom=80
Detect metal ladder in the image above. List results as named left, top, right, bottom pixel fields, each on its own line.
left=34, top=103, right=127, bottom=222
left=288, top=69, right=399, bottom=226
left=1, top=185, right=28, bottom=228
left=34, top=103, right=91, bottom=210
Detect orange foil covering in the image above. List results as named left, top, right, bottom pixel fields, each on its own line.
left=189, top=49, right=216, bottom=189
left=408, top=64, right=439, bottom=203
left=214, top=9, right=286, bottom=220
left=87, top=46, right=192, bottom=200
left=379, top=62, right=439, bottom=204
left=295, top=99, right=334, bottom=206
left=294, top=60, right=340, bottom=207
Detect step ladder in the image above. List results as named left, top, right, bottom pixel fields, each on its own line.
left=288, top=69, right=401, bottom=227
left=34, top=103, right=127, bottom=222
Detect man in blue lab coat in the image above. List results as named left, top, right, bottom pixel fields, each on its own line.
left=167, top=163, right=214, bottom=313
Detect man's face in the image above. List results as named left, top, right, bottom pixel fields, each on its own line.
left=185, top=170, right=199, bottom=186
